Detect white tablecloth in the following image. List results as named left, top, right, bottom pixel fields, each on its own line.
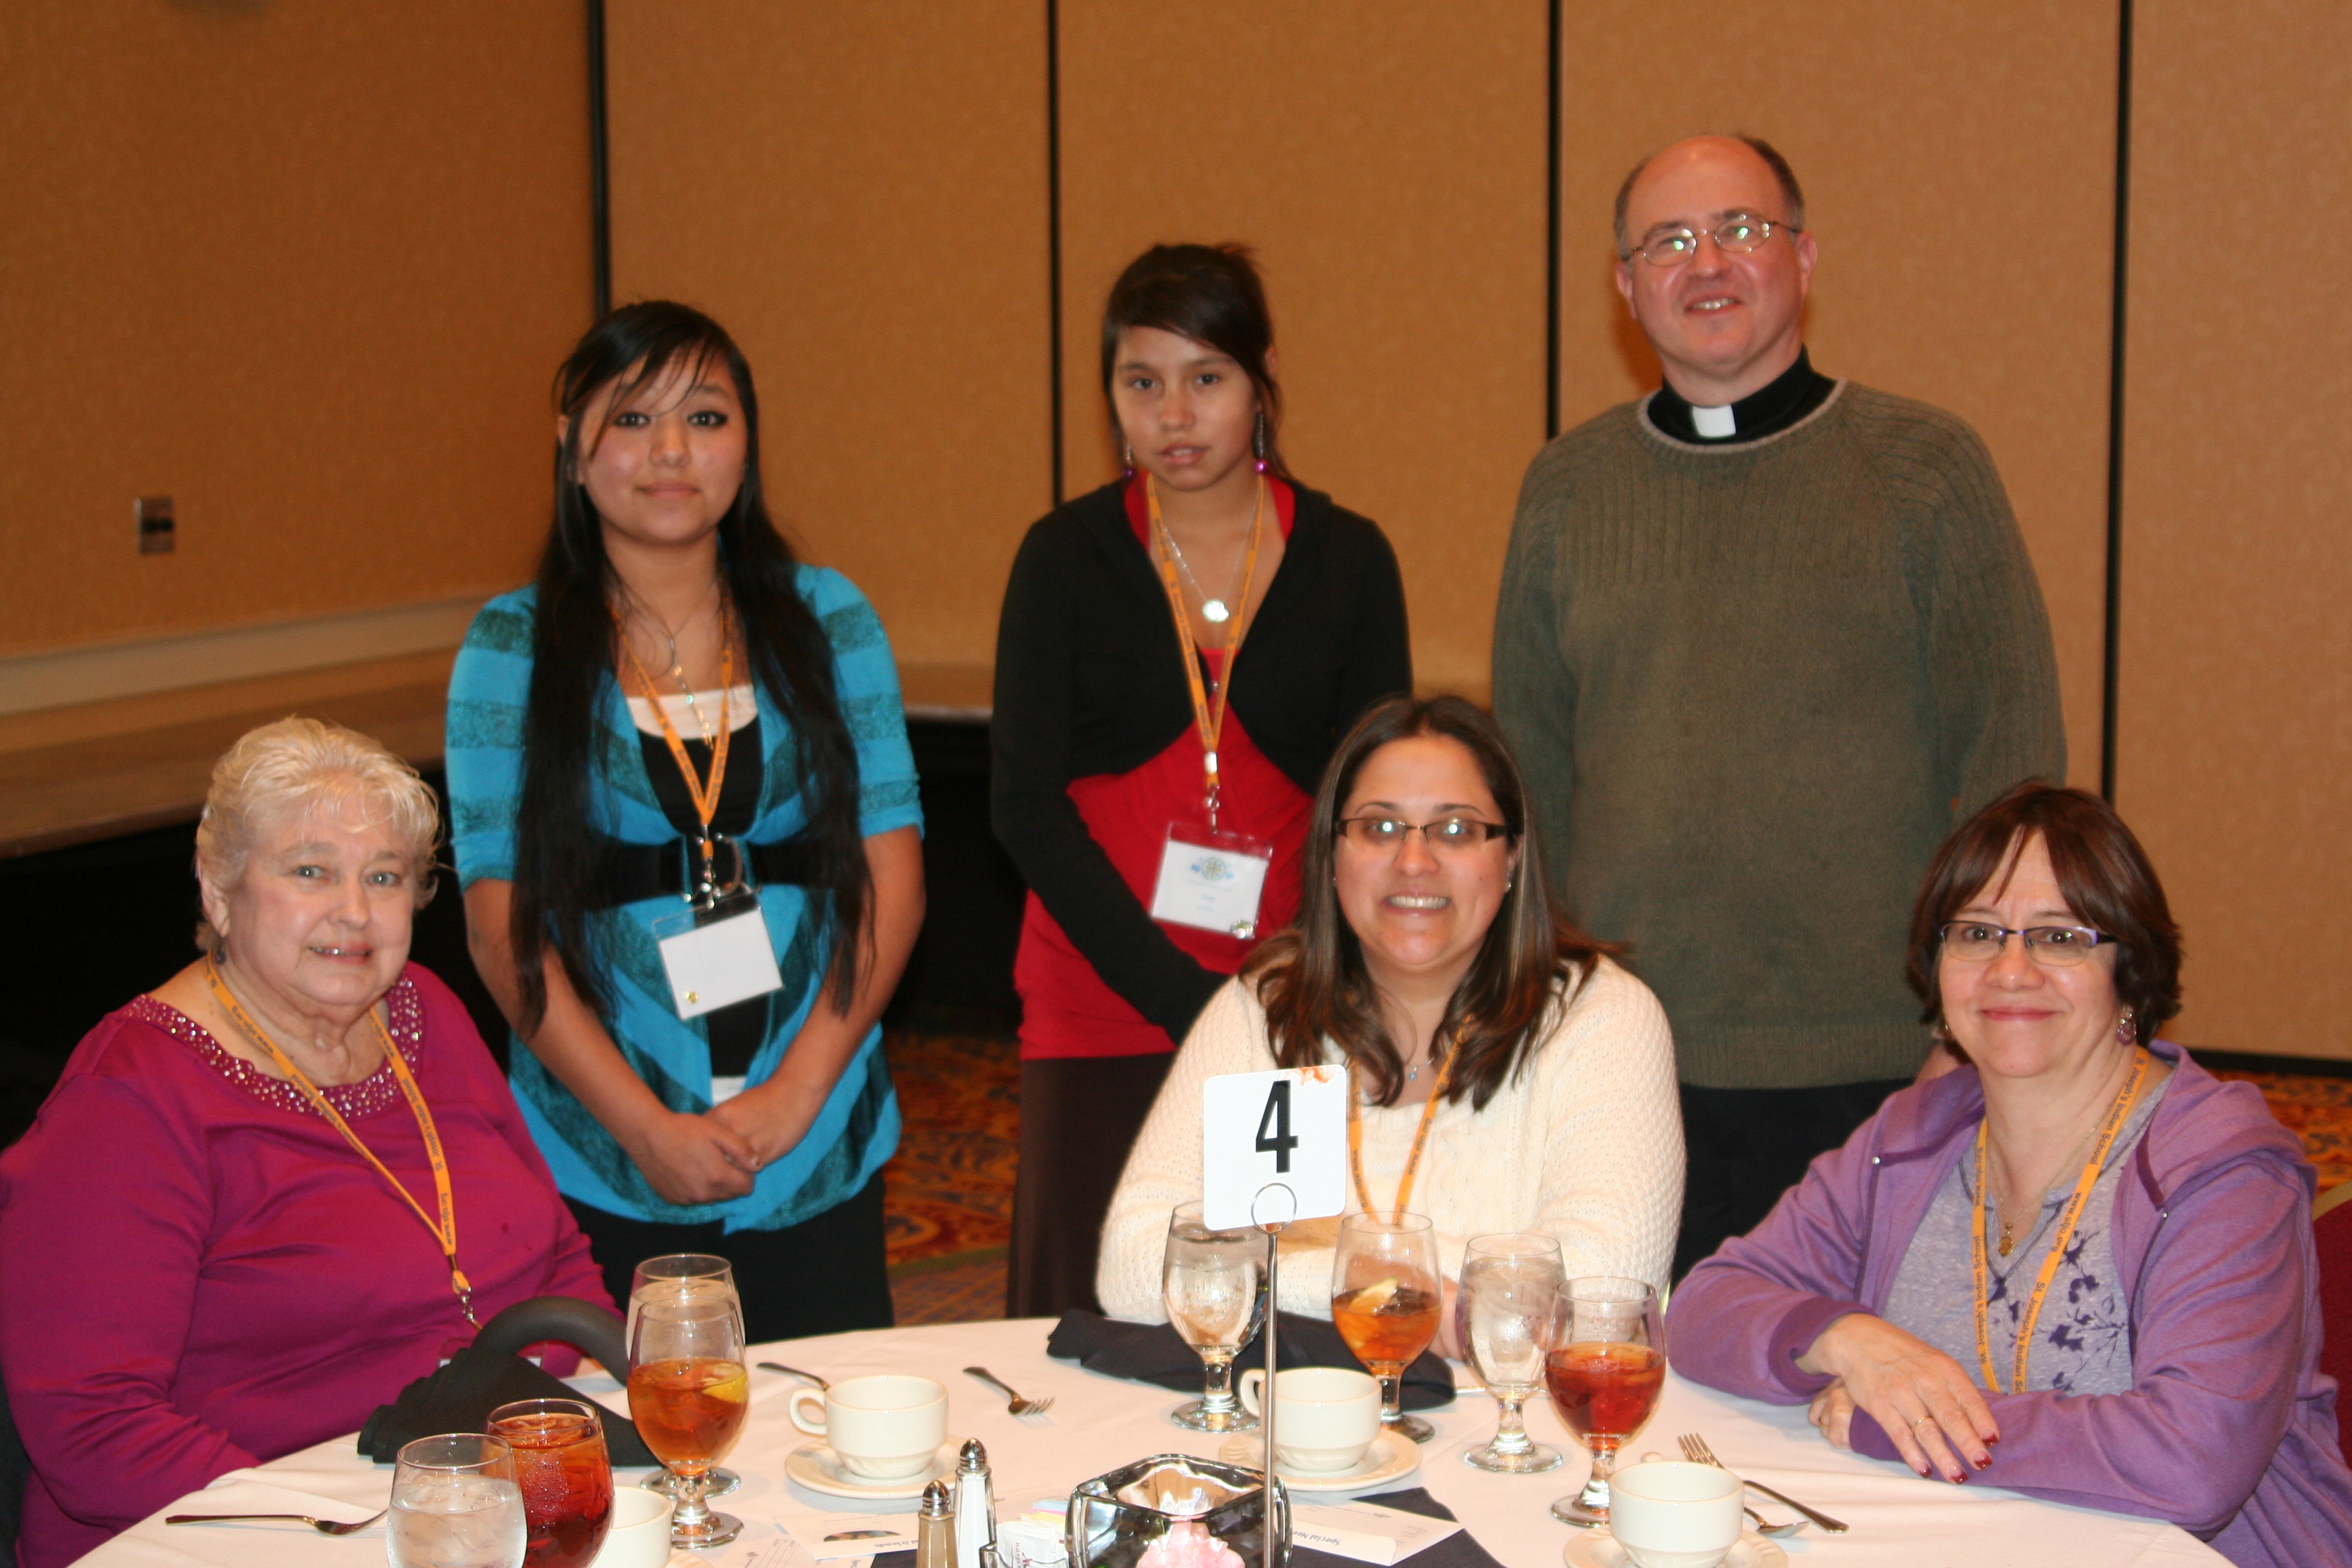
left=84, top=1317, right=2224, bottom=1568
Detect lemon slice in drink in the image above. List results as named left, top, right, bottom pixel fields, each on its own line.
left=1350, top=1277, right=1401, bottom=1313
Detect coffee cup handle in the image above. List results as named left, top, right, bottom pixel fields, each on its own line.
left=1237, top=1368, right=1265, bottom=1418
left=789, top=1386, right=828, bottom=1436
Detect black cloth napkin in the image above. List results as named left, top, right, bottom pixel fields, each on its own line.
left=869, top=1488, right=1503, bottom=1568
left=1047, top=1310, right=1454, bottom=1411
left=357, top=1345, right=657, bottom=1467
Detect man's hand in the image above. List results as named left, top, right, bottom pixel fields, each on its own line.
left=1798, top=1313, right=1997, bottom=1482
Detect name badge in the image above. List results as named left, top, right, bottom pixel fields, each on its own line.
left=651, top=891, right=784, bottom=1019
left=1148, top=823, right=1272, bottom=938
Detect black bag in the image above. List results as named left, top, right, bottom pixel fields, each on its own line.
left=1046, top=1309, right=1455, bottom=1411
left=357, top=1296, right=656, bottom=1467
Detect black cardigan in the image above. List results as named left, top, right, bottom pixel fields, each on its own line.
left=990, top=479, right=1413, bottom=1045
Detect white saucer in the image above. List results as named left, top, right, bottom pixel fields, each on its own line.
left=784, top=1438, right=962, bottom=1500
left=1215, top=1429, right=1421, bottom=1492
left=1562, top=1531, right=1786, bottom=1568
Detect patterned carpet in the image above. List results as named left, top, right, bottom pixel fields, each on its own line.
left=870, top=1028, right=2352, bottom=1326
left=880, top=1023, right=1017, bottom=1324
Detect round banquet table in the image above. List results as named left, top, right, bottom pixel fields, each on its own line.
left=82, top=1316, right=2226, bottom=1568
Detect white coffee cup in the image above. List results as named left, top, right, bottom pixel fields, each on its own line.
left=1606, top=1460, right=1744, bottom=1568
left=1236, top=1365, right=1382, bottom=1473
left=591, top=1487, right=674, bottom=1568
left=789, top=1373, right=948, bottom=1480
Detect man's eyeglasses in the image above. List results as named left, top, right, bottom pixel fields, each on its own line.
left=1337, top=815, right=1511, bottom=852
left=1938, top=922, right=2112, bottom=968
left=1625, top=215, right=1798, bottom=267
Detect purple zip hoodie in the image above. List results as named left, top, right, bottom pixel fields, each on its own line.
left=1667, top=1039, right=2352, bottom=1567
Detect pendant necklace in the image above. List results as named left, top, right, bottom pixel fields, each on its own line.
left=1993, top=1098, right=2111, bottom=1257
left=625, top=580, right=723, bottom=744
left=1162, top=524, right=1247, bottom=627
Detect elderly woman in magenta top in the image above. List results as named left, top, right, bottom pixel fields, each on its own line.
left=1667, top=783, right=2352, bottom=1566
left=0, top=719, right=608, bottom=1568
left=992, top=244, right=1411, bottom=1315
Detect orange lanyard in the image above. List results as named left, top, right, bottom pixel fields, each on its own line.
left=615, top=608, right=737, bottom=883
left=1970, top=1046, right=2149, bottom=1393
left=1345, top=1039, right=1456, bottom=1222
left=205, top=958, right=478, bottom=1326
left=1145, top=475, right=1264, bottom=830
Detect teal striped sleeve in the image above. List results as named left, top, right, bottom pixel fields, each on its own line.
left=444, top=589, right=539, bottom=887
left=802, top=566, right=923, bottom=840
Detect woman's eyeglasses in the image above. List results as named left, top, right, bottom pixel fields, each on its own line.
left=1938, top=921, right=2110, bottom=967
left=1337, top=815, right=1510, bottom=852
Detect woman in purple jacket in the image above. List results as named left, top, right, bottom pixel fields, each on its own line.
left=1668, top=782, right=2352, bottom=1567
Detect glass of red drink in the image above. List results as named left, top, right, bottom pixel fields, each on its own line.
left=1544, top=1276, right=1665, bottom=1527
left=1330, top=1211, right=1442, bottom=1443
left=487, top=1397, right=614, bottom=1568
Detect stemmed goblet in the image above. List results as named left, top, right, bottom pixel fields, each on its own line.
left=1163, top=1199, right=1268, bottom=1431
left=627, top=1290, right=749, bottom=1548
left=1330, top=1211, right=1441, bottom=1443
left=1546, top=1276, right=1666, bottom=1527
left=1458, top=1232, right=1566, bottom=1473
left=628, top=1254, right=742, bottom=1499
left=387, top=1433, right=526, bottom=1568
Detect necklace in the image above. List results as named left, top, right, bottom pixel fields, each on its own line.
left=622, top=581, right=725, bottom=743
left=1160, top=521, right=1249, bottom=627
left=1993, top=1114, right=2102, bottom=1257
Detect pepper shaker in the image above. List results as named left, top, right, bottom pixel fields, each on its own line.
left=918, top=1480, right=956, bottom=1568
left=953, top=1439, right=996, bottom=1568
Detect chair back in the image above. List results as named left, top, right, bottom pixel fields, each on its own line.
left=2314, top=1180, right=2352, bottom=1396
left=0, top=1371, right=25, bottom=1555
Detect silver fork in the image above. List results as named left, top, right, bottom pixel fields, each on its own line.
left=1678, top=1433, right=1850, bottom=1533
left=165, top=1509, right=388, bottom=1535
left=964, top=1365, right=1054, bottom=1416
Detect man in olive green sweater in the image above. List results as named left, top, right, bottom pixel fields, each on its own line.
left=1492, top=135, right=2064, bottom=1279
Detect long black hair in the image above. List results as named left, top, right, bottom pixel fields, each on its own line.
left=509, top=300, right=870, bottom=1032
left=1249, top=696, right=1615, bottom=1109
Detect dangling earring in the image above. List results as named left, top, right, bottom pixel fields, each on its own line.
left=1121, top=440, right=1136, bottom=476
left=1252, top=411, right=1269, bottom=474
left=2115, top=1007, right=2137, bottom=1045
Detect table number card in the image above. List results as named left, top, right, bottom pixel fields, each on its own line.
left=1200, top=1066, right=1347, bottom=1230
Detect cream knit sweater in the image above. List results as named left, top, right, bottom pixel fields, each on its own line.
left=1095, top=957, right=1684, bottom=1322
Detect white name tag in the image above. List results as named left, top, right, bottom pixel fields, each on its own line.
left=1200, top=1066, right=1348, bottom=1230
left=651, top=896, right=783, bottom=1019
left=1148, top=824, right=1272, bottom=938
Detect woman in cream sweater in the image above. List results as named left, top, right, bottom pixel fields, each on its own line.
left=1096, top=696, right=1682, bottom=1328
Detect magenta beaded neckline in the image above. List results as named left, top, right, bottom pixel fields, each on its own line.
left=129, top=978, right=426, bottom=1119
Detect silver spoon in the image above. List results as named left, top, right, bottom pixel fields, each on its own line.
left=166, top=1509, right=387, bottom=1535
left=757, top=1360, right=830, bottom=1390
left=1744, top=1505, right=1806, bottom=1540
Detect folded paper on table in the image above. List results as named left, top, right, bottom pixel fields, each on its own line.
left=1290, top=1501, right=1463, bottom=1566
left=1045, top=1311, right=1453, bottom=1411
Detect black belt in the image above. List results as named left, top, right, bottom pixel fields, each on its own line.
left=591, top=834, right=823, bottom=909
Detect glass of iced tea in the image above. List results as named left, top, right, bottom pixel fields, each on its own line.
left=1544, top=1276, right=1665, bottom=1527
left=486, top=1398, right=613, bottom=1568
left=627, top=1290, right=749, bottom=1548
left=627, top=1256, right=743, bottom=1501
left=1330, top=1211, right=1441, bottom=1443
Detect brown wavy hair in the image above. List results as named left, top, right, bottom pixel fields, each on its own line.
left=1907, top=781, right=2183, bottom=1043
left=1249, top=696, right=1614, bottom=1109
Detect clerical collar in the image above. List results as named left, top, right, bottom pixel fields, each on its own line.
left=1647, top=348, right=1833, bottom=446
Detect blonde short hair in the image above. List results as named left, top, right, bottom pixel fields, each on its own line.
left=194, top=717, right=441, bottom=953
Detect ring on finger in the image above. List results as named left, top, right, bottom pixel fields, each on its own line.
left=1912, top=1416, right=1936, bottom=1433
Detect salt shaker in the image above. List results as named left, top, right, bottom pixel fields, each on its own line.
left=918, top=1480, right=956, bottom=1568
left=953, top=1439, right=996, bottom=1568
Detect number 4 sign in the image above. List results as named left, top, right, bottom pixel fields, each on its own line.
left=1200, top=1066, right=1347, bottom=1230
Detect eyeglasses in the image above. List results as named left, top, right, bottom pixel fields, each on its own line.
left=1337, top=815, right=1511, bottom=852
left=1625, top=215, right=1798, bottom=267
left=1938, top=921, right=2112, bottom=967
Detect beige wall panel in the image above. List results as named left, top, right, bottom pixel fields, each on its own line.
left=1556, top=1, right=2117, bottom=785
left=0, top=1, right=589, bottom=656
left=2117, top=1, right=2351, bottom=1058
left=1059, top=1, right=1550, bottom=694
left=606, top=1, right=1051, bottom=672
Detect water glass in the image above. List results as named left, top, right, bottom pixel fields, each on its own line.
left=628, top=1254, right=743, bottom=1500
left=487, top=1397, right=613, bottom=1568
left=1162, top=1199, right=1267, bottom=1431
left=388, top=1433, right=525, bottom=1568
left=1458, top=1232, right=1565, bottom=1473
